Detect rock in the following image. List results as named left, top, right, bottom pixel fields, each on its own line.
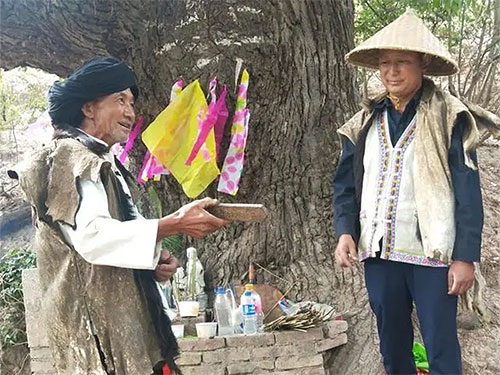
left=457, top=311, right=482, bottom=330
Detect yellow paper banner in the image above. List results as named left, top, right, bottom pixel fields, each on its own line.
left=142, top=80, right=220, bottom=198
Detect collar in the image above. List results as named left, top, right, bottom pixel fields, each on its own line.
left=53, top=126, right=110, bottom=156
left=373, top=85, right=424, bottom=112
left=75, top=128, right=110, bottom=147
left=75, top=129, right=119, bottom=168
left=363, top=77, right=436, bottom=113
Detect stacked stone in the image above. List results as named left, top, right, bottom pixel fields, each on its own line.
left=22, top=269, right=56, bottom=375
left=176, top=322, right=348, bottom=375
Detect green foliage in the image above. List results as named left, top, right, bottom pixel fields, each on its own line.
left=0, top=71, right=22, bottom=130
left=148, top=186, right=163, bottom=217
left=0, top=67, right=56, bottom=130
left=0, top=249, right=37, bottom=348
left=162, top=234, right=184, bottom=258
left=354, top=0, right=499, bottom=108
left=148, top=185, right=184, bottom=257
left=354, top=0, right=486, bottom=49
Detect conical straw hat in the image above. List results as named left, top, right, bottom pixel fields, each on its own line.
left=346, top=9, right=458, bottom=76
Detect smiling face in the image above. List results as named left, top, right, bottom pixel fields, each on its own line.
left=81, top=88, right=136, bottom=146
left=378, top=50, right=426, bottom=103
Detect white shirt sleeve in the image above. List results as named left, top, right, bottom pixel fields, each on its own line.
left=59, top=176, right=161, bottom=270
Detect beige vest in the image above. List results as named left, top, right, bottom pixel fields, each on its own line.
left=19, top=138, right=160, bottom=375
left=359, top=110, right=448, bottom=266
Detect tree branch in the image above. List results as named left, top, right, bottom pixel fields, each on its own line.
left=362, top=0, right=384, bottom=24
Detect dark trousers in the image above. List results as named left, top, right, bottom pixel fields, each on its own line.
left=364, top=256, right=462, bottom=375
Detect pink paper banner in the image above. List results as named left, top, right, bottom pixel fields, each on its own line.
left=117, top=116, right=144, bottom=163
left=185, top=77, right=227, bottom=166
left=217, top=69, right=250, bottom=195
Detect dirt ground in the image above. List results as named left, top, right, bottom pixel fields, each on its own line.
left=1, top=127, right=499, bottom=374
left=460, top=139, right=500, bottom=375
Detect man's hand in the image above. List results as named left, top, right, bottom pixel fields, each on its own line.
left=154, top=250, right=179, bottom=282
left=448, top=260, right=474, bottom=295
left=157, top=198, right=229, bottom=240
left=334, top=234, right=358, bottom=267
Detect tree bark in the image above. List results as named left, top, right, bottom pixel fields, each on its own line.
left=1, top=1, right=383, bottom=373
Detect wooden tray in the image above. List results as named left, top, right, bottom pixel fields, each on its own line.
left=207, top=203, right=268, bottom=222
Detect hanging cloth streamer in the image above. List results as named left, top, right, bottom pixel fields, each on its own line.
left=214, top=85, right=228, bottom=160
left=116, top=115, right=144, bottom=163
left=217, top=69, right=250, bottom=195
left=170, top=79, right=184, bottom=100
left=185, top=77, right=228, bottom=165
left=137, top=81, right=185, bottom=184
left=138, top=150, right=172, bottom=184
left=142, top=80, right=219, bottom=198
left=138, top=150, right=152, bottom=185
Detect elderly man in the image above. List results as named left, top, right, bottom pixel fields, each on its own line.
left=333, top=10, right=483, bottom=375
left=17, top=57, right=227, bottom=375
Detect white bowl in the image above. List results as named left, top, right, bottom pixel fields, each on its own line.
left=196, top=322, right=217, bottom=338
left=178, top=301, right=199, bottom=317
left=171, top=324, right=184, bottom=338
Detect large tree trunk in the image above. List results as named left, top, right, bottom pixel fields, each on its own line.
left=1, top=1, right=382, bottom=373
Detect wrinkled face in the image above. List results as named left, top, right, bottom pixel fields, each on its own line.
left=83, top=88, right=135, bottom=146
left=378, top=50, right=425, bottom=100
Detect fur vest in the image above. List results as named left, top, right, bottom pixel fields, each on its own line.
left=19, top=137, right=178, bottom=374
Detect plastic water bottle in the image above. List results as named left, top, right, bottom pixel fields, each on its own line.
left=247, top=265, right=264, bottom=331
left=241, top=284, right=258, bottom=335
left=214, top=287, right=234, bottom=336
left=250, top=289, right=263, bottom=332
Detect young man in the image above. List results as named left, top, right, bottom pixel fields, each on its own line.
left=333, top=10, right=483, bottom=375
left=17, top=57, right=227, bottom=374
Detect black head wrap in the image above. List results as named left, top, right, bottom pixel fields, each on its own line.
left=48, top=56, right=139, bottom=128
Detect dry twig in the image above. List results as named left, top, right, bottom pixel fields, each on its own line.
left=263, top=303, right=334, bottom=332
